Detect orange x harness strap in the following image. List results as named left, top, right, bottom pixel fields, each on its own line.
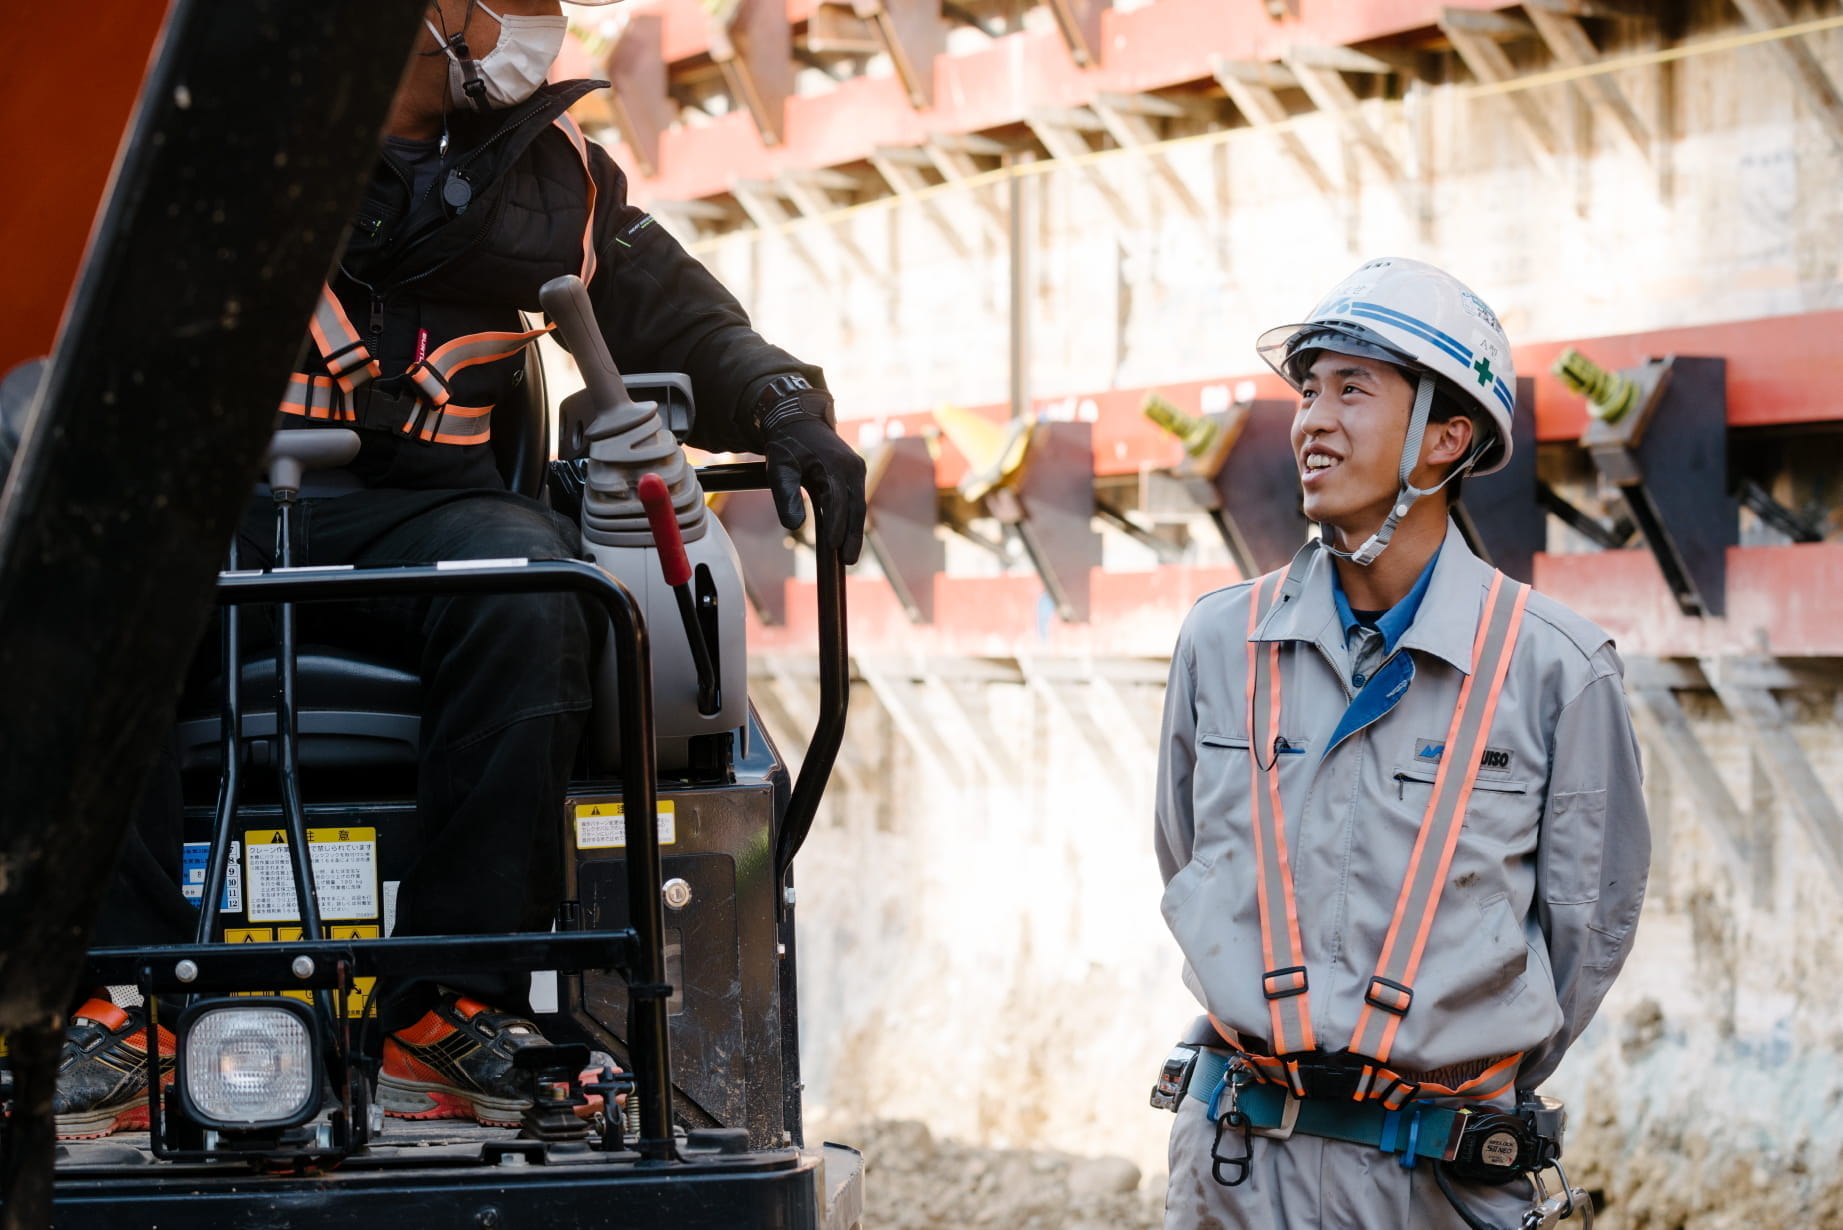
left=279, top=114, right=599, bottom=447
left=1222, top=561, right=1530, bottom=1110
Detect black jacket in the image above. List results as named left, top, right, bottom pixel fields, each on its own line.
left=308, top=80, right=818, bottom=489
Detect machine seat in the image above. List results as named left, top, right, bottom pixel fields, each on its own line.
left=174, top=649, right=420, bottom=779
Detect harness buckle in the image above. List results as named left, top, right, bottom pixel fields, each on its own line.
left=1262, top=966, right=1309, bottom=1000
left=1365, top=976, right=1414, bottom=1016
left=1283, top=1050, right=1370, bottom=1102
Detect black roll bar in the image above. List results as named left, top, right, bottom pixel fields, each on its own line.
left=694, top=462, right=850, bottom=886
left=205, top=560, right=677, bottom=1162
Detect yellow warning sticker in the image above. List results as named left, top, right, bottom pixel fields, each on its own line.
left=243, top=827, right=379, bottom=923
left=573, top=800, right=676, bottom=849
left=227, top=924, right=380, bottom=1017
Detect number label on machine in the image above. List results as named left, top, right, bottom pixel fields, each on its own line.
left=181, top=841, right=244, bottom=912
left=242, top=827, right=380, bottom=922
left=573, top=800, right=676, bottom=849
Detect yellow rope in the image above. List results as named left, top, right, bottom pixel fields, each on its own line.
left=682, top=13, right=1843, bottom=252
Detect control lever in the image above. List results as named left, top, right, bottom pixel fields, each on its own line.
left=637, top=472, right=721, bottom=715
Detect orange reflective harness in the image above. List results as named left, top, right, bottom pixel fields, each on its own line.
left=1222, top=560, right=1530, bottom=1109
left=279, top=113, right=599, bottom=447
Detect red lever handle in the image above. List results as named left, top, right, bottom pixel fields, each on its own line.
left=637, top=473, right=692, bottom=587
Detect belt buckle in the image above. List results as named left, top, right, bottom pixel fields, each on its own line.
left=1291, top=1051, right=1367, bottom=1102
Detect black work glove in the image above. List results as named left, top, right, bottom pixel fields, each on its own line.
left=756, top=376, right=866, bottom=565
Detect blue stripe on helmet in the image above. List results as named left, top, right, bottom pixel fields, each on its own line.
left=1492, top=379, right=1514, bottom=413
left=1344, top=301, right=1473, bottom=368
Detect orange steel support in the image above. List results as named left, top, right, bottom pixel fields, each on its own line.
left=0, top=3, right=173, bottom=377
left=844, top=309, right=1843, bottom=489
left=747, top=545, right=1843, bottom=660
left=617, top=0, right=1521, bottom=204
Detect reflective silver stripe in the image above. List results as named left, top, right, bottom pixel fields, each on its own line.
left=306, top=285, right=378, bottom=394
left=1246, top=571, right=1317, bottom=1068
left=552, top=112, right=598, bottom=284
left=278, top=373, right=355, bottom=423
left=1347, top=574, right=1530, bottom=1065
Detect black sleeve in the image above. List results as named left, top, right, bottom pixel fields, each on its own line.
left=581, top=143, right=823, bottom=455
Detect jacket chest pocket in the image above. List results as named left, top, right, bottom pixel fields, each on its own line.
left=1390, top=763, right=1535, bottom=837
left=1191, top=731, right=1311, bottom=861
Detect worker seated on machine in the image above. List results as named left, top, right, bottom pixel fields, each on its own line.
left=52, top=0, right=866, bottom=1142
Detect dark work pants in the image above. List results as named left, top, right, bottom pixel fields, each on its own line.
left=98, top=487, right=600, bottom=1032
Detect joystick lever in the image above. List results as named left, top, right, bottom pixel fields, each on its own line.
left=637, top=473, right=721, bottom=715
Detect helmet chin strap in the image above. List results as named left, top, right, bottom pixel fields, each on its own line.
left=1318, top=374, right=1476, bottom=568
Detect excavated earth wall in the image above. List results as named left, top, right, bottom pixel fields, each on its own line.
left=693, top=7, right=1843, bottom=1225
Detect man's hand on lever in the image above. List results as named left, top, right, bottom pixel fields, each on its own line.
left=755, top=376, right=867, bottom=566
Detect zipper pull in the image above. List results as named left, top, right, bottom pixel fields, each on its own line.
left=368, top=294, right=386, bottom=344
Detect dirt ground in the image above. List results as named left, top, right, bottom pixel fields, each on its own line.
left=836, top=1119, right=1165, bottom=1230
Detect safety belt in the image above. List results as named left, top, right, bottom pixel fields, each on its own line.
left=1240, top=555, right=1530, bottom=1106
left=279, top=112, right=599, bottom=446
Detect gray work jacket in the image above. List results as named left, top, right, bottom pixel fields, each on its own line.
left=1155, top=522, right=1649, bottom=1090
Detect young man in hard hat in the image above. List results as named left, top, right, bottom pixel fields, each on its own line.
left=53, top=0, right=866, bottom=1140
left=1153, top=258, right=1648, bottom=1227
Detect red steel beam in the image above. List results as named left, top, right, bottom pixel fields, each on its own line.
left=839, top=309, right=1843, bottom=489
left=618, top=0, right=1519, bottom=205
left=1534, top=544, right=1843, bottom=658
left=748, top=543, right=1843, bottom=660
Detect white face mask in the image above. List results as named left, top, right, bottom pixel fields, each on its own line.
left=426, top=4, right=567, bottom=111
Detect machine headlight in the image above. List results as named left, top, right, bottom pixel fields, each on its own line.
left=177, top=998, right=319, bottom=1131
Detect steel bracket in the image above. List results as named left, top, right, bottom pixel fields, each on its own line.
left=601, top=14, right=673, bottom=178
left=1580, top=355, right=1734, bottom=616
left=985, top=422, right=1100, bottom=622
left=712, top=488, right=796, bottom=625
left=863, top=436, right=944, bottom=624
left=708, top=0, right=794, bottom=147
left=1454, top=376, right=1543, bottom=583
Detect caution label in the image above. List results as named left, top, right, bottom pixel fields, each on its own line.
left=243, top=828, right=379, bottom=923
left=573, top=800, right=676, bottom=849
left=223, top=924, right=380, bottom=1017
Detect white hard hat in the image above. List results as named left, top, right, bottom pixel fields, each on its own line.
left=1255, top=257, right=1516, bottom=477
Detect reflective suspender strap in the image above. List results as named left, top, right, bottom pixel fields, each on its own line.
left=279, top=374, right=356, bottom=423
left=551, top=112, right=599, bottom=284
left=287, top=115, right=599, bottom=445
left=1346, top=572, right=1531, bottom=1077
left=1244, top=571, right=1318, bottom=1084
left=306, top=285, right=380, bottom=397
left=404, top=325, right=554, bottom=410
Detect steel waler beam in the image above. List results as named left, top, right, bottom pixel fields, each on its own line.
left=1280, top=46, right=1421, bottom=225
left=1025, top=106, right=1140, bottom=231
left=1210, top=58, right=1341, bottom=202
left=1731, top=0, right=1843, bottom=153
left=1437, top=10, right=1565, bottom=182
left=1704, top=658, right=1843, bottom=898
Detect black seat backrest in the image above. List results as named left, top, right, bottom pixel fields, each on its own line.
left=489, top=344, right=550, bottom=497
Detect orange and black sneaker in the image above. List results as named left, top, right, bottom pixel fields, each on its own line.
left=54, top=999, right=177, bottom=1140
left=378, top=994, right=555, bottom=1127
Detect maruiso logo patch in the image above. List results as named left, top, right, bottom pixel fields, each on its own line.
left=1414, top=738, right=1513, bottom=775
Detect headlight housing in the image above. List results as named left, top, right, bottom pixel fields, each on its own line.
left=176, top=998, right=320, bottom=1132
